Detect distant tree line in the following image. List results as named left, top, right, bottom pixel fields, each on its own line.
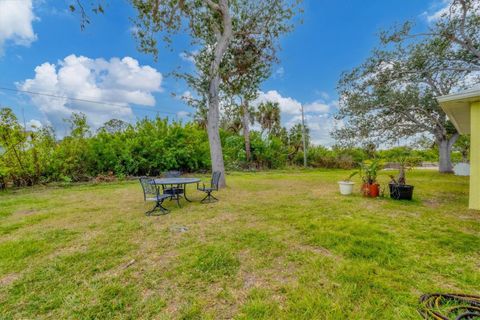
left=0, top=107, right=305, bottom=188
left=1, top=106, right=465, bottom=189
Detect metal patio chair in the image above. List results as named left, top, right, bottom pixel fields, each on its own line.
left=139, top=177, right=171, bottom=215
left=162, top=170, right=184, bottom=206
left=197, top=171, right=221, bottom=203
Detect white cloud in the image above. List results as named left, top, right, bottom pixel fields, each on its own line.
left=315, top=90, right=330, bottom=100
left=179, top=51, right=198, bottom=63
left=254, top=90, right=302, bottom=115
left=0, top=0, right=37, bottom=53
left=255, top=90, right=336, bottom=115
left=26, top=119, right=42, bottom=130
left=254, top=90, right=339, bottom=145
left=423, top=0, right=451, bottom=22
left=423, top=0, right=480, bottom=23
left=18, top=54, right=163, bottom=133
left=180, top=90, right=193, bottom=100
left=176, top=110, right=190, bottom=118
left=304, top=101, right=330, bottom=113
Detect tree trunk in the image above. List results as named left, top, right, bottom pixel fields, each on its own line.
left=207, top=74, right=227, bottom=187
left=206, top=0, right=232, bottom=188
left=242, top=101, right=251, bottom=162
left=438, top=133, right=459, bottom=173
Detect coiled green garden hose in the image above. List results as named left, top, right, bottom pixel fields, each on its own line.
left=418, top=293, right=480, bottom=319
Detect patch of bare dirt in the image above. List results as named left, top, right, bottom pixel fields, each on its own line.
left=0, top=273, right=19, bottom=286
left=423, top=199, right=441, bottom=208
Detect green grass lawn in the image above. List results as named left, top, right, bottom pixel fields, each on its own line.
left=0, top=170, right=478, bottom=319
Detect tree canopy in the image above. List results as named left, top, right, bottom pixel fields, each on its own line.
left=334, top=0, right=480, bottom=172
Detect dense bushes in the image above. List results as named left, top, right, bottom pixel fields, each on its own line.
left=223, top=132, right=288, bottom=170
left=0, top=108, right=461, bottom=188
left=0, top=111, right=212, bottom=187
left=305, top=145, right=451, bottom=169
left=0, top=110, right=296, bottom=186
left=306, top=146, right=366, bottom=169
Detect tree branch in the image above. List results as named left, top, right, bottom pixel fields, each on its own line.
left=205, top=0, right=221, bottom=12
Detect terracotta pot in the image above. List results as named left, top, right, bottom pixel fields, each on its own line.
left=362, top=183, right=379, bottom=197
left=361, top=183, right=369, bottom=196
left=369, top=183, right=379, bottom=197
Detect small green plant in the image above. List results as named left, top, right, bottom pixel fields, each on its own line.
left=389, top=156, right=421, bottom=185
left=343, top=171, right=358, bottom=182
left=360, top=159, right=382, bottom=184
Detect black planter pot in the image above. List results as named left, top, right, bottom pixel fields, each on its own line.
left=389, top=183, right=414, bottom=200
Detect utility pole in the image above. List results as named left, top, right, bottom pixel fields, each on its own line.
left=301, top=104, right=307, bottom=167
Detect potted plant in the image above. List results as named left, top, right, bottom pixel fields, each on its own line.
left=388, top=157, right=416, bottom=200
left=360, top=160, right=381, bottom=197
left=338, top=172, right=358, bottom=195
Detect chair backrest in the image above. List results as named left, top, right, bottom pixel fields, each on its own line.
left=139, top=177, right=158, bottom=200
left=164, top=170, right=181, bottom=178
left=211, top=171, right=222, bottom=190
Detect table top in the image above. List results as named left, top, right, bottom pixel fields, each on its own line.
left=151, top=177, right=201, bottom=185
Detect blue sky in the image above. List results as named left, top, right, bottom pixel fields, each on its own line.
left=0, top=0, right=448, bottom=144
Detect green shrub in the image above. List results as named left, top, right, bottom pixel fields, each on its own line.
left=0, top=107, right=446, bottom=187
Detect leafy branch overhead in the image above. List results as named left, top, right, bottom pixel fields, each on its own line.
left=69, top=0, right=105, bottom=30
left=130, top=0, right=301, bottom=60
left=334, top=0, right=480, bottom=173
left=382, top=0, right=480, bottom=73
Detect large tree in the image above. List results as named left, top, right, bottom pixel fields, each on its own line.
left=335, top=0, right=480, bottom=172
left=71, top=0, right=300, bottom=186
left=334, top=13, right=480, bottom=172
left=219, top=19, right=284, bottom=162
left=129, top=0, right=300, bottom=187
left=175, top=0, right=299, bottom=170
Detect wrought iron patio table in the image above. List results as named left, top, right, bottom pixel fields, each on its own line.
left=150, top=177, right=201, bottom=205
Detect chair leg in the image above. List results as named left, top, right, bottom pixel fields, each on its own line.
left=145, top=201, right=169, bottom=216
left=145, top=205, right=156, bottom=216
left=200, top=191, right=218, bottom=203
left=200, top=193, right=209, bottom=203
left=158, top=201, right=169, bottom=213
left=145, top=203, right=159, bottom=216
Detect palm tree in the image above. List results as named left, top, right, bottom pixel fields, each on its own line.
left=256, top=101, right=281, bottom=136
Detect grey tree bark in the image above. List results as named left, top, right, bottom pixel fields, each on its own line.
left=437, top=133, right=459, bottom=173
left=241, top=101, right=251, bottom=162
left=206, top=0, right=232, bottom=188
